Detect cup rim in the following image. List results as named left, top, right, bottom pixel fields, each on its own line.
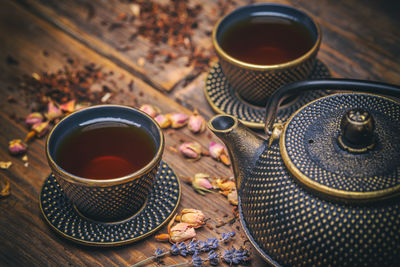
left=45, top=104, right=164, bottom=186
left=212, top=3, right=322, bottom=71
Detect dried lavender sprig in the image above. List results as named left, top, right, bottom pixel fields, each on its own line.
left=131, top=248, right=170, bottom=267
left=222, top=247, right=250, bottom=265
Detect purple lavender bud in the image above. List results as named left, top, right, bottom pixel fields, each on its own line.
left=223, top=249, right=233, bottom=264
left=188, top=240, right=199, bottom=254
left=192, top=254, right=203, bottom=267
left=177, top=242, right=189, bottom=257
left=221, top=232, right=230, bottom=242
left=170, top=244, right=180, bottom=255
left=208, top=250, right=219, bottom=266
left=207, top=238, right=219, bottom=250
left=229, top=231, right=236, bottom=237
left=154, top=248, right=164, bottom=257
left=198, top=240, right=210, bottom=252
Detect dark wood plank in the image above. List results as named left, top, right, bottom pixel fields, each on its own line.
left=0, top=1, right=264, bottom=266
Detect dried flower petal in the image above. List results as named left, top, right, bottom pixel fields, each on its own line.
left=32, top=121, right=50, bottom=137
left=192, top=173, right=213, bottom=195
left=179, top=209, right=206, bottom=228
left=60, top=100, right=76, bottom=113
left=45, top=101, right=62, bottom=121
left=217, top=178, right=236, bottom=192
left=24, top=130, right=36, bottom=143
left=227, top=190, right=238, bottom=205
left=0, top=161, right=12, bottom=169
left=188, top=110, right=206, bottom=134
left=75, top=102, right=90, bottom=110
left=25, top=112, right=43, bottom=126
left=8, top=139, right=27, bottom=155
left=155, top=233, right=170, bottom=242
left=32, top=72, right=40, bottom=80
left=0, top=176, right=11, bottom=198
left=179, top=142, right=202, bottom=160
left=169, top=223, right=196, bottom=243
left=140, top=104, right=160, bottom=118
left=209, top=142, right=230, bottom=166
left=168, top=113, right=189, bottom=128
left=129, top=3, right=140, bottom=17
left=154, top=114, right=171, bottom=128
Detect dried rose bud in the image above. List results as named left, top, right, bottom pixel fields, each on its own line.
left=154, top=114, right=171, bottom=128
left=32, top=121, right=50, bottom=138
left=45, top=101, right=62, bottom=121
left=216, top=178, right=236, bottom=192
left=25, top=112, right=43, bottom=126
left=139, top=104, right=160, bottom=118
left=60, top=100, right=76, bottom=113
left=209, top=142, right=231, bottom=166
left=192, top=173, right=213, bottom=195
left=169, top=223, right=196, bottom=243
left=179, top=141, right=202, bottom=160
left=8, top=139, right=27, bottom=155
left=179, top=209, right=206, bottom=229
left=168, top=113, right=189, bottom=128
left=188, top=110, right=206, bottom=134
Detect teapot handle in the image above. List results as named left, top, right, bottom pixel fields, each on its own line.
left=264, top=78, right=400, bottom=134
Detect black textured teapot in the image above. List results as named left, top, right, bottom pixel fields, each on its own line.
left=208, top=79, right=400, bottom=266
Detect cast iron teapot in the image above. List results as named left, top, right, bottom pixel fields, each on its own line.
left=208, top=79, right=400, bottom=266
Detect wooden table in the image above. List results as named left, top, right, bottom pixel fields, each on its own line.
left=1, top=0, right=399, bottom=266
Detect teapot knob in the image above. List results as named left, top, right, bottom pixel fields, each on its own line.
left=338, top=109, right=375, bottom=153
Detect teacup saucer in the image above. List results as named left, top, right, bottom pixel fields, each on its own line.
left=39, top=161, right=181, bottom=246
left=204, top=59, right=331, bottom=129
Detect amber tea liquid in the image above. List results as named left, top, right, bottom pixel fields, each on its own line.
left=55, top=122, right=156, bottom=180
left=220, top=16, right=314, bottom=65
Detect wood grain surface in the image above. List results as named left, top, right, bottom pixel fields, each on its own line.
left=1, top=0, right=399, bottom=266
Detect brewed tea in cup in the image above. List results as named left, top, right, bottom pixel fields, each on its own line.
left=46, top=105, right=164, bottom=222
left=213, top=3, right=321, bottom=106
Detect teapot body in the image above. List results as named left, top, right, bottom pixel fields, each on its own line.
left=240, top=141, right=400, bottom=266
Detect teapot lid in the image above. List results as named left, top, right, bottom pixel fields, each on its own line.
left=280, top=92, right=400, bottom=202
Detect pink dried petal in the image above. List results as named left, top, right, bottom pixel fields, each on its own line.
left=179, top=142, right=202, bottom=159
left=154, top=114, right=171, bottom=128
left=60, top=100, right=76, bottom=113
left=168, top=113, right=189, bottom=128
left=209, top=142, right=225, bottom=159
left=45, top=101, right=62, bottom=121
left=169, top=223, right=196, bottom=243
left=25, top=112, right=43, bottom=126
left=192, top=173, right=213, bottom=194
left=139, top=104, right=160, bottom=118
left=32, top=121, right=50, bottom=138
left=188, top=111, right=206, bottom=133
left=8, top=139, right=27, bottom=155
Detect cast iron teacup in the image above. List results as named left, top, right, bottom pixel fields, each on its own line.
left=46, top=105, right=164, bottom=222
left=212, top=3, right=321, bottom=106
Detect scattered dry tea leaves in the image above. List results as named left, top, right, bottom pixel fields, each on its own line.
left=0, top=176, right=10, bottom=198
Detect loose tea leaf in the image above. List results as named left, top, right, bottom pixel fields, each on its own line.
left=0, top=176, right=10, bottom=198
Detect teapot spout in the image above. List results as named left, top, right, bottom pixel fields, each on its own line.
left=208, top=115, right=265, bottom=191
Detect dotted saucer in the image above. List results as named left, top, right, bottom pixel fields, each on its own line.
left=39, top=161, right=181, bottom=246
left=204, top=60, right=331, bottom=129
